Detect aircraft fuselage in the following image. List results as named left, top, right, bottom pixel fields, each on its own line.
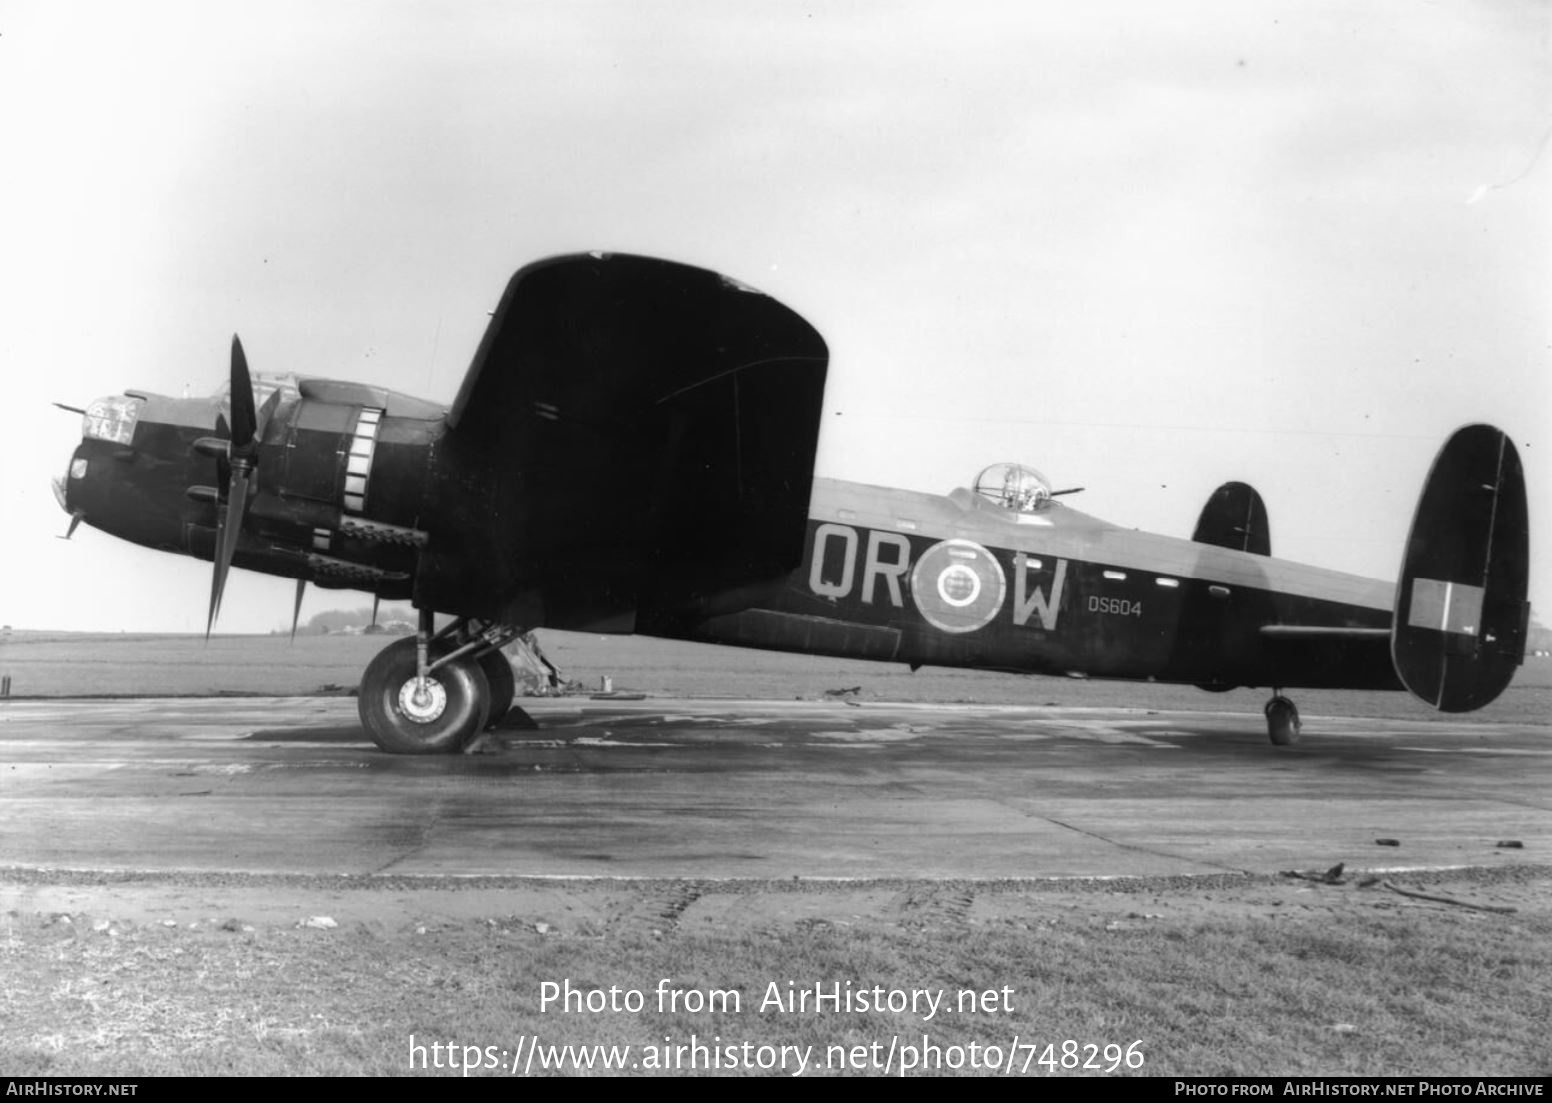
left=62, top=386, right=444, bottom=601
left=61, top=388, right=1398, bottom=695
left=662, top=478, right=1402, bottom=693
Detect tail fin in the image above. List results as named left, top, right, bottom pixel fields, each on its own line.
left=1193, top=481, right=1271, bottom=556
left=1392, top=425, right=1530, bottom=711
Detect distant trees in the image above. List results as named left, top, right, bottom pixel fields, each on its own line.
left=281, top=606, right=418, bottom=635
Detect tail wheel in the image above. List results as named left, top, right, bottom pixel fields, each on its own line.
left=359, top=637, right=490, bottom=754
left=478, top=651, right=516, bottom=728
left=1265, top=695, right=1301, bottom=746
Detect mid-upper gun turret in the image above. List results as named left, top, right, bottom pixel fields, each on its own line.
left=970, top=462, right=1084, bottom=516
left=972, top=463, right=1054, bottom=513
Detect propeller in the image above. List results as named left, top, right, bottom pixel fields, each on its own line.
left=203, top=335, right=280, bottom=638
left=290, top=579, right=307, bottom=642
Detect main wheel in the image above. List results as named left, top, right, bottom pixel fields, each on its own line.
left=359, top=637, right=491, bottom=754
left=478, top=651, right=516, bottom=728
left=1265, top=695, right=1301, bottom=746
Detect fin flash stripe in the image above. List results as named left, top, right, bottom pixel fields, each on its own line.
left=1407, top=577, right=1484, bottom=637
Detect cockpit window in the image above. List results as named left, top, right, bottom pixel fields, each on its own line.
left=82, top=396, right=144, bottom=445
left=972, top=463, right=1054, bottom=513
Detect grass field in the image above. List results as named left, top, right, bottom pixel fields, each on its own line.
left=1, top=869, right=1548, bottom=1077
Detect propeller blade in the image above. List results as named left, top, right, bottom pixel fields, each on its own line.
left=204, top=334, right=276, bottom=636
left=206, top=463, right=252, bottom=638
left=290, top=579, right=307, bottom=642
left=229, top=335, right=257, bottom=451
left=212, top=413, right=232, bottom=489
left=371, top=594, right=381, bottom=629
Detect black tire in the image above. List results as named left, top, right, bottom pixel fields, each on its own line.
left=358, top=637, right=491, bottom=754
left=1265, top=695, right=1301, bottom=746
left=478, top=651, right=516, bottom=728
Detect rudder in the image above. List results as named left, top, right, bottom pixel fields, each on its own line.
left=1392, top=425, right=1530, bottom=711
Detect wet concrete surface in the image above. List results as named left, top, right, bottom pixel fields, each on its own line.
left=0, top=696, right=1546, bottom=879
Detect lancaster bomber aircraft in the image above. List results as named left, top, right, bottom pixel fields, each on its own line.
left=55, top=253, right=1531, bottom=752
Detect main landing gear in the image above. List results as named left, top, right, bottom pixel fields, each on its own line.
left=358, top=611, right=529, bottom=754
left=1264, top=691, right=1301, bottom=746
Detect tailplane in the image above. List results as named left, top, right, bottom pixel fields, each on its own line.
left=1391, top=425, right=1530, bottom=711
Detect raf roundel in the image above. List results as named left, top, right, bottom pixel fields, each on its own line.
left=910, top=539, right=1006, bottom=634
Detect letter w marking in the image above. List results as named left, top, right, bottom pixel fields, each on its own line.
left=1012, top=555, right=1067, bottom=630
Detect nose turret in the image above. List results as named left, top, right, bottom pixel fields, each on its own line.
left=56, top=394, right=153, bottom=544
left=81, top=395, right=144, bottom=445
left=58, top=396, right=143, bottom=516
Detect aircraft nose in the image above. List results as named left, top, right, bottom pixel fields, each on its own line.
left=56, top=446, right=89, bottom=516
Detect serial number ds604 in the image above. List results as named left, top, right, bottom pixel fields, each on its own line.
left=1088, top=596, right=1143, bottom=617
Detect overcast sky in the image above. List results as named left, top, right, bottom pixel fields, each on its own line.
left=1, top=0, right=1547, bottom=634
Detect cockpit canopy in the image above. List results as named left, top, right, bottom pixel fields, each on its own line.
left=972, top=462, right=1055, bottom=514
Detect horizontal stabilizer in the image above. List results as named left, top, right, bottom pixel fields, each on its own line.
left=1193, top=481, right=1270, bottom=556
left=1260, top=625, right=1390, bottom=641
left=1392, top=425, right=1529, bottom=712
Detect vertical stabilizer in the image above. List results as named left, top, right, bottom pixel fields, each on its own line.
left=1193, top=481, right=1271, bottom=556
left=1392, top=425, right=1529, bottom=711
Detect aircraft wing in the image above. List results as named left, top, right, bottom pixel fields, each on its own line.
left=435, top=252, right=829, bottom=629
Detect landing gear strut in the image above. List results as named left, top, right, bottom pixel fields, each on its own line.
left=357, top=612, right=529, bottom=754
left=1264, top=692, right=1301, bottom=746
